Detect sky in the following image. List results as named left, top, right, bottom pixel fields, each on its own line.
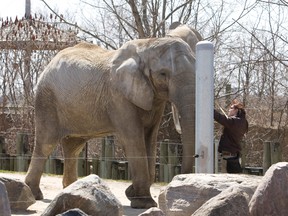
left=0, top=0, right=80, bottom=19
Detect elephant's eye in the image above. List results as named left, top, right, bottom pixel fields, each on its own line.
left=158, top=69, right=169, bottom=79
left=160, top=72, right=166, bottom=77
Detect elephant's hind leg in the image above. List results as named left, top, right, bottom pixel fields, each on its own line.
left=62, top=137, right=86, bottom=188
left=25, top=88, right=60, bottom=199
left=25, top=131, right=58, bottom=200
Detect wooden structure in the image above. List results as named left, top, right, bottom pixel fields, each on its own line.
left=0, top=13, right=80, bottom=155
left=0, top=14, right=79, bottom=50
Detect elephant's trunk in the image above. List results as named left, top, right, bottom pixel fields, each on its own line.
left=179, top=103, right=195, bottom=173
left=171, top=82, right=195, bottom=174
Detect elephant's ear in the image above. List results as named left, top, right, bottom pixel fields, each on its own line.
left=111, top=44, right=154, bottom=111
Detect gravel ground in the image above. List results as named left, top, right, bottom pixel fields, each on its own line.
left=1, top=172, right=165, bottom=216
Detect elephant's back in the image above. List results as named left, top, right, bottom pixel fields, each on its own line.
left=35, top=42, right=113, bottom=107
left=37, top=42, right=113, bottom=87
left=54, top=41, right=114, bottom=68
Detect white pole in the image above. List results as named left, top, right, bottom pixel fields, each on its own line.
left=195, top=41, right=214, bottom=173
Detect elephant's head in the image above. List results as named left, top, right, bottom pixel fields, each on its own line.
left=111, top=37, right=196, bottom=173
left=166, top=23, right=202, bottom=136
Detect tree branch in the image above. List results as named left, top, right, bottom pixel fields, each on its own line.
left=234, top=19, right=288, bottom=68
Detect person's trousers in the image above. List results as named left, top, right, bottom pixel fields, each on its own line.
left=219, top=151, right=240, bottom=173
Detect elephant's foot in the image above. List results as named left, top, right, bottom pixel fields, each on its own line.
left=131, top=197, right=157, bottom=209
left=31, top=187, right=44, bottom=200
left=125, top=184, right=157, bottom=209
left=25, top=182, right=43, bottom=200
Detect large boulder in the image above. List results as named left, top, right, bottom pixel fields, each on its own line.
left=0, top=181, right=11, bottom=216
left=192, top=185, right=249, bottom=216
left=42, top=174, right=123, bottom=216
left=249, top=162, right=288, bottom=216
left=159, top=173, right=261, bottom=216
left=0, top=176, right=35, bottom=210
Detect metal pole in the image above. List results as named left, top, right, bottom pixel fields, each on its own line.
left=195, top=41, right=214, bottom=173
left=25, top=0, right=31, bottom=18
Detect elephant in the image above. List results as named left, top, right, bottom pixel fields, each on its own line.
left=25, top=34, right=199, bottom=209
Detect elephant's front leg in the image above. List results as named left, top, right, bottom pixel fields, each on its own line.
left=110, top=101, right=157, bottom=208
left=145, top=127, right=159, bottom=185
left=124, top=136, right=157, bottom=209
left=115, top=126, right=156, bottom=208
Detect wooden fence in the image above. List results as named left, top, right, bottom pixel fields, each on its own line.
left=0, top=134, right=182, bottom=182
left=262, top=141, right=282, bottom=173
left=0, top=133, right=283, bottom=181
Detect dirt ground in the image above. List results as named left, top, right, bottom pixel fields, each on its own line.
left=1, top=172, right=165, bottom=216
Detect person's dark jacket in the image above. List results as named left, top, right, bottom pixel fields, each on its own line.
left=214, top=109, right=248, bottom=154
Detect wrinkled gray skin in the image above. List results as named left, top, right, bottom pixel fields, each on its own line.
left=25, top=27, right=201, bottom=209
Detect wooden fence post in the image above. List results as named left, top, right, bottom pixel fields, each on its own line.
left=167, top=142, right=178, bottom=182
left=11, top=156, right=16, bottom=171
left=111, top=161, right=118, bottom=179
left=124, top=161, right=130, bottom=180
left=270, top=142, right=282, bottom=164
left=214, top=139, right=219, bottom=173
left=159, top=140, right=168, bottom=182
left=0, top=136, right=5, bottom=170
left=91, top=159, right=99, bottom=175
left=78, top=150, right=85, bottom=177
left=16, top=133, right=29, bottom=155
left=0, top=136, right=5, bottom=154
left=45, top=156, right=56, bottom=174
left=100, top=136, right=114, bottom=179
left=263, top=141, right=281, bottom=174
left=263, top=141, right=271, bottom=174
left=121, top=161, right=129, bottom=180
left=240, top=140, right=247, bottom=170
left=159, top=140, right=179, bottom=182
left=16, top=133, right=29, bottom=172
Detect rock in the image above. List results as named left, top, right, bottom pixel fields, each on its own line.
left=0, top=181, right=11, bottom=216
left=159, top=173, right=261, bottom=216
left=249, top=162, right=288, bottom=216
left=192, top=186, right=249, bottom=216
left=0, top=176, right=35, bottom=210
left=42, top=174, right=123, bottom=216
left=139, top=207, right=165, bottom=216
left=56, top=208, right=88, bottom=216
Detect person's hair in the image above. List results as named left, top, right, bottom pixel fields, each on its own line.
left=230, top=99, right=246, bottom=118
left=231, top=99, right=248, bottom=133
left=237, top=108, right=246, bottom=118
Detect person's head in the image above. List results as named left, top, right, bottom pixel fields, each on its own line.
left=228, top=99, right=246, bottom=117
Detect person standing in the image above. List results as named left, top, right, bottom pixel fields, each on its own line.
left=214, top=99, right=248, bottom=173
